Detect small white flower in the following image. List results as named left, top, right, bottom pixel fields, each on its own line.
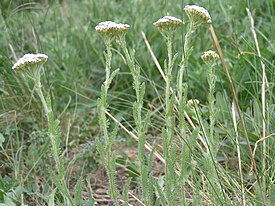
left=95, top=21, right=130, bottom=38
left=201, top=50, right=219, bottom=64
left=12, top=53, right=48, bottom=71
left=184, top=5, right=211, bottom=25
left=187, top=99, right=200, bottom=107
left=154, top=16, right=183, bottom=31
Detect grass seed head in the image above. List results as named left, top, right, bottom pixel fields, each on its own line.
left=184, top=5, right=211, bottom=26
left=154, top=16, right=183, bottom=32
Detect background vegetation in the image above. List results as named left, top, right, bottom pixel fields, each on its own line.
left=0, top=0, right=274, bottom=205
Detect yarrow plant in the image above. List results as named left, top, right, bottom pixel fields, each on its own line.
left=201, top=50, right=225, bottom=204
left=177, top=5, right=212, bottom=134
left=201, top=50, right=219, bottom=152
left=95, top=20, right=130, bottom=206
left=12, top=53, right=73, bottom=204
left=12, top=54, right=49, bottom=114
left=115, top=20, right=155, bottom=204
left=153, top=15, right=183, bottom=104
left=182, top=5, right=211, bottom=65
left=154, top=16, right=184, bottom=205
left=176, top=5, right=212, bottom=154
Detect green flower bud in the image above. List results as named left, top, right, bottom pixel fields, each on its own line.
left=201, top=50, right=219, bottom=65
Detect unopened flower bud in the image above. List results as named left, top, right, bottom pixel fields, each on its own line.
left=201, top=50, right=219, bottom=65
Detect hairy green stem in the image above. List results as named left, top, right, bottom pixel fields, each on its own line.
left=176, top=22, right=197, bottom=206
left=34, top=77, right=73, bottom=205
left=35, top=80, right=61, bottom=176
left=163, top=32, right=177, bottom=206
left=102, top=40, right=112, bottom=143
left=99, top=38, right=119, bottom=206
left=207, top=65, right=216, bottom=151
left=177, top=20, right=194, bottom=150
left=119, top=37, right=150, bottom=205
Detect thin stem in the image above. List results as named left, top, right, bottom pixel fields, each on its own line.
left=102, top=40, right=112, bottom=143
left=34, top=77, right=73, bottom=205
left=165, top=33, right=173, bottom=142
left=119, top=37, right=148, bottom=205
left=177, top=22, right=192, bottom=100
left=163, top=32, right=177, bottom=206
left=207, top=64, right=216, bottom=150
left=205, top=63, right=226, bottom=203
left=34, top=79, right=61, bottom=172
left=182, top=21, right=194, bottom=67
left=177, top=21, right=194, bottom=139
left=176, top=22, right=196, bottom=206
left=100, top=39, right=119, bottom=206
left=35, top=77, right=49, bottom=117
left=107, top=154, right=119, bottom=206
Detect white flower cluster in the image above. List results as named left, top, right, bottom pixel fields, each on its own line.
left=201, top=50, right=219, bottom=65
left=153, top=16, right=183, bottom=31
left=95, top=21, right=130, bottom=37
left=184, top=5, right=211, bottom=24
left=12, top=53, right=48, bottom=70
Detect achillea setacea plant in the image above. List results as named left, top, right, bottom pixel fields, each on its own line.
left=95, top=20, right=129, bottom=206
left=12, top=53, right=73, bottom=204
left=154, top=15, right=184, bottom=205
left=177, top=5, right=212, bottom=139
left=115, top=20, right=155, bottom=204
left=201, top=50, right=219, bottom=153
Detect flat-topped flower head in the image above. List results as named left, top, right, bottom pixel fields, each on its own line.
left=95, top=21, right=130, bottom=41
left=154, top=16, right=183, bottom=33
left=184, top=5, right=211, bottom=26
left=12, top=53, right=48, bottom=71
left=201, top=50, right=219, bottom=65
left=12, top=53, right=48, bottom=81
